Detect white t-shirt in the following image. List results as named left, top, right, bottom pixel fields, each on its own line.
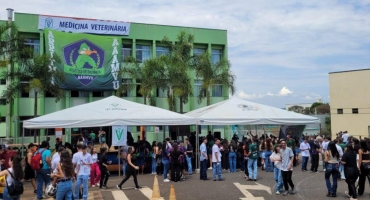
left=300, top=142, right=310, bottom=157
left=77, top=153, right=92, bottom=176
left=52, top=156, right=60, bottom=173
left=322, top=141, right=329, bottom=153
left=72, top=151, right=82, bottom=173
left=212, top=144, right=221, bottom=162
left=6, top=168, right=14, bottom=185
left=270, top=152, right=282, bottom=170
left=91, top=154, right=98, bottom=163
left=342, top=133, right=349, bottom=143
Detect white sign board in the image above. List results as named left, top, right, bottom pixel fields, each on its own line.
left=38, top=15, right=130, bottom=35
left=112, top=125, right=127, bottom=146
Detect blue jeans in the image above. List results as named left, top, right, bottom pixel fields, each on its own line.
left=56, top=180, right=73, bottom=200
left=302, top=156, right=309, bottom=171
left=74, top=175, right=89, bottom=200
left=229, top=152, right=236, bottom=172
left=325, top=163, right=339, bottom=195
left=339, top=163, right=345, bottom=179
left=152, top=156, right=157, bottom=173
left=212, top=162, right=222, bottom=180
left=3, top=186, right=20, bottom=200
left=122, top=161, right=127, bottom=176
left=273, top=167, right=283, bottom=192
left=162, top=159, right=170, bottom=179
left=264, top=151, right=273, bottom=172
left=248, top=158, right=258, bottom=179
left=36, top=169, right=51, bottom=199
left=200, top=159, right=208, bottom=180
left=186, top=155, right=192, bottom=174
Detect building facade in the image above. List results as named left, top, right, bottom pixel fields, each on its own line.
left=329, top=69, right=370, bottom=138
left=0, top=11, right=230, bottom=146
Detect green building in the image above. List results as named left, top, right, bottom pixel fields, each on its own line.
left=1, top=10, right=230, bottom=147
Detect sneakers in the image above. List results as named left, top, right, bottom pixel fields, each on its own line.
left=164, top=179, right=170, bottom=182
left=96, top=183, right=100, bottom=187
left=91, top=185, right=95, bottom=187
left=116, top=185, right=122, bottom=190
left=208, top=167, right=212, bottom=169
left=135, top=186, right=142, bottom=190
left=283, top=191, right=289, bottom=196
left=290, top=188, right=296, bottom=194
left=276, top=191, right=281, bottom=195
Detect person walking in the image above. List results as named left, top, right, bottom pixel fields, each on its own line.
left=170, top=143, right=182, bottom=182
left=324, top=141, right=340, bottom=197
left=341, top=144, right=359, bottom=200
left=247, top=137, right=258, bottom=181
left=90, top=147, right=101, bottom=187
left=116, top=146, right=141, bottom=190
left=25, top=143, right=37, bottom=193
left=264, top=138, right=273, bottom=172
left=357, top=140, right=370, bottom=196
left=0, top=156, right=23, bottom=200
left=270, top=144, right=283, bottom=195
left=280, top=140, right=296, bottom=196
left=200, top=138, right=208, bottom=181
left=74, top=145, right=92, bottom=200
left=310, top=137, right=320, bottom=173
left=228, top=140, right=237, bottom=173
left=212, top=139, right=223, bottom=181
left=300, top=137, right=310, bottom=172
left=185, top=138, right=193, bottom=175
left=99, top=147, right=110, bottom=189
left=35, top=141, right=52, bottom=200
left=162, top=138, right=171, bottom=182
left=51, top=150, right=74, bottom=199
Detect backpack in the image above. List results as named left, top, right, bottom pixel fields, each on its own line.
left=100, top=135, right=106, bottom=143
left=31, top=149, right=46, bottom=171
left=6, top=170, right=24, bottom=196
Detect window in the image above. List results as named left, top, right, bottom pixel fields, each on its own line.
left=122, top=44, right=132, bottom=61
left=117, top=79, right=133, bottom=97
left=211, top=49, right=222, bottom=64
left=92, top=92, right=104, bottom=97
left=194, top=48, right=206, bottom=56
left=337, top=109, right=343, bottom=114
left=156, top=46, right=170, bottom=57
left=0, top=79, right=5, bottom=85
left=136, top=126, right=141, bottom=132
left=352, top=108, right=359, bottom=114
left=194, top=80, right=204, bottom=97
left=157, top=87, right=168, bottom=97
left=136, top=79, right=143, bottom=97
left=212, top=83, right=223, bottom=97
left=20, top=116, right=33, bottom=136
left=25, top=39, right=40, bottom=55
left=70, top=91, right=89, bottom=97
left=0, top=99, right=6, bottom=105
left=136, top=45, right=150, bottom=63
left=0, top=117, right=5, bottom=123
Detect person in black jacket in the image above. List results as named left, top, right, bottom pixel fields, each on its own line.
left=170, top=143, right=182, bottom=182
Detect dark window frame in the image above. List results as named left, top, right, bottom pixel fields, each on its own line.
left=352, top=108, right=359, bottom=114
left=337, top=109, right=343, bottom=114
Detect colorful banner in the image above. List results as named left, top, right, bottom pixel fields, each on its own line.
left=44, top=29, right=121, bottom=91
left=112, top=125, right=127, bottom=146
left=38, top=15, right=130, bottom=35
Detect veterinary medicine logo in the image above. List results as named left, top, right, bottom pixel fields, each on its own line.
left=45, top=17, right=53, bottom=28
left=63, top=39, right=105, bottom=86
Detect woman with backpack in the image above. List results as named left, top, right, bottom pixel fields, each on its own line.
left=324, top=141, right=340, bottom=197
left=116, top=146, right=141, bottom=190
left=0, top=155, right=23, bottom=200
left=357, top=140, right=370, bottom=196
left=51, top=150, right=74, bottom=199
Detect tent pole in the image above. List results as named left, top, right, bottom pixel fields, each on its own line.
left=196, top=124, right=199, bottom=169
left=22, top=127, right=25, bottom=158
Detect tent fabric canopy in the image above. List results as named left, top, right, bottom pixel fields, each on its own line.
left=184, top=97, right=320, bottom=125
left=23, top=96, right=196, bottom=129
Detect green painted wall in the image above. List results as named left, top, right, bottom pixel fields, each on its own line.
left=2, top=12, right=230, bottom=142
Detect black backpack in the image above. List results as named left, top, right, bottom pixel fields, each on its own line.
left=6, top=169, right=24, bottom=196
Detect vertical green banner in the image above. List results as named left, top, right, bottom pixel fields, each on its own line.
left=44, top=29, right=121, bottom=91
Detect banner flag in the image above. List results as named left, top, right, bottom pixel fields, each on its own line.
left=44, top=29, right=122, bottom=91
left=112, top=125, right=127, bottom=146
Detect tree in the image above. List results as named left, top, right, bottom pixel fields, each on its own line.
left=288, top=105, right=304, bottom=113
left=310, top=102, right=323, bottom=114
left=315, top=104, right=330, bottom=114
left=0, top=23, right=65, bottom=142
left=303, top=107, right=311, bottom=114
left=193, top=52, right=236, bottom=106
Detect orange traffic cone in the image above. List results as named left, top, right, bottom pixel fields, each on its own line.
left=152, top=175, right=161, bottom=199
left=169, top=185, right=176, bottom=200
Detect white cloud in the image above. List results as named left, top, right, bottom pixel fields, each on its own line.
left=304, top=95, right=313, bottom=100
left=278, top=87, right=293, bottom=96
left=238, top=91, right=265, bottom=100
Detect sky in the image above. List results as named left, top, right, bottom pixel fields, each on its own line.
left=2, top=0, right=370, bottom=108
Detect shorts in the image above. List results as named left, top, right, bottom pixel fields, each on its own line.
left=24, top=168, right=36, bottom=179
left=259, top=150, right=265, bottom=158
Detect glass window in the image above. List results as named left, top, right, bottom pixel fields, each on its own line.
left=122, top=44, right=132, bottom=61
left=136, top=45, right=151, bottom=63
left=211, top=49, right=222, bottom=64
left=136, top=79, right=142, bottom=97
left=212, top=84, right=223, bottom=97
left=156, top=46, right=170, bottom=57
left=157, top=87, right=168, bottom=97
left=352, top=108, right=358, bottom=114
left=337, top=109, right=343, bottom=114
left=194, top=48, right=206, bottom=56
left=24, top=39, right=40, bottom=55
left=194, top=80, right=203, bottom=97
left=118, top=79, right=133, bottom=97
left=0, top=99, right=6, bottom=105
left=0, top=79, right=5, bottom=85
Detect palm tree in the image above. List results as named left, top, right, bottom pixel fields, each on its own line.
left=1, top=23, right=65, bottom=142
left=194, top=52, right=236, bottom=106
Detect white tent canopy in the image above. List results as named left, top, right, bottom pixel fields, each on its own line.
left=185, top=97, right=320, bottom=125
left=24, top=96, right=196, bottom=129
